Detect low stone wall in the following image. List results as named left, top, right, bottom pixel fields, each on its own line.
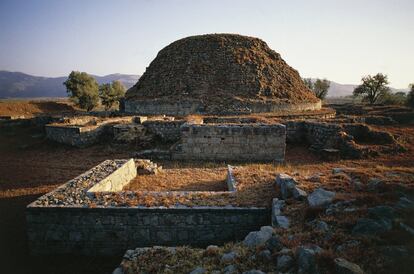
left=45, top=125, right=106, bottom=147
left=173, top=123, right=286, bottom=161
left=26, top=159, right=270, bottom=255
left=143, top=120, right=186, bottom=142
left=284, top=120, right=400, bottom=158
left=87, top=159, right=137, bottom=193
left=285, top=121, right=342, bottom=149
left=125, top=99, right=204, bottom=116
left=26, top=206, right=269, bottom=256
left=124, top=99, right=322, bottom=115
left=45, top=117, right=134, bottom=147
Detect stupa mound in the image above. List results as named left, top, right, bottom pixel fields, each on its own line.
left=125, top=34, right=321, bottom=115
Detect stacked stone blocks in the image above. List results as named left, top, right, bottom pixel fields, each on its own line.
left=173, top=123, right=286, bottom=161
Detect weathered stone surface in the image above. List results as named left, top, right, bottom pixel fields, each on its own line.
left=221, top=251, right=238, bottom=264
left=125, top=34, right=320, bottom=115
left=368, top=205, right=396, bottom=220
left=223, top=265, right=237, bottom=274
left=271, top=198, right=285, bottom=216
left=274, top=215, right=290, bottom=229
left=226, top=165, right=237, bottom=192
left=112, top=123, right=149, bottom=143
left=367, top=178, right=384, bottom=192
left=307, top=188, right=335, bottom=208
left=112, top=267, right=123, bottom=274
left=276, top=173, right=297, bottom=199
left=46, top=116, right=134, bottom=147
left=87, top=159, right=136, bottom=193
left=276, top=254, right=294, bottom=272
left=135, top=159, right=162, bottom=175
left=334, top=258, right=364, bottom=274
left=265, top=236, right=283, bottom=252
left=395, top=196, right=414, bottom=210
left=243, top=226, right=273, bottom=248
left=352, top=218, right=393, bottom=235
left=258, top=249, right=272, bottom=261
left=309, top=220, right=329, bottom=232
left=205, top=245, right=220, bottom=256
left=190, top=266, right=206, bottom=274
left=292, top=186, right=308, bottom=200
left=242, top=270, right=266, bottom=274
left=142, top=119, right=184, bottom=142
left=173, top=123, right=286, bottom=162
left=297, top=245, right=323, bottom=274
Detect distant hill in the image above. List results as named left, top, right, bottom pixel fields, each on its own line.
left=0, top=71, right=140, bottom=98
left=306, top=78, right=409, bottom=98
left=1, top=71, right=408, bottom=99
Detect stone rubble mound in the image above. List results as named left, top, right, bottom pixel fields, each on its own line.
left=126, top=33, right=320, bottom=114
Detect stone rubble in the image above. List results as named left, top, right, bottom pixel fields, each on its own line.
left=307, top=188, right=336, bottom=208
left=135, top=159, right=162, bottom=175
left=243, top=226, right=273, bottom=248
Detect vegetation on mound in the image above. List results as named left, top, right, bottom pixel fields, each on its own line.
left=126, top=33, right=319, bottom=112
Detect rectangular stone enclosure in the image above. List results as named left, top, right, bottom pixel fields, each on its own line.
left=173, top=123, right=286, bottom=161
left=26, top=206, right=269, bottom=256
left=26, top=159, right=270, bottom=256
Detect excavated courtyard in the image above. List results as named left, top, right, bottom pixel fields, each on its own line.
left=1, top=33, right=414, bottom=273
left=1, top=109, right=413, bottom=273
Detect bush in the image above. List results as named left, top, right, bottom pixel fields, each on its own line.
left=380, top=91, right=407, bottom=105
left=353, top=73, right=390, bottom=105
left=63, top=71, right=99, bottom=111
left=407, top=84, right=414, bottom=108
left=99, top=80, right=126, bottom=110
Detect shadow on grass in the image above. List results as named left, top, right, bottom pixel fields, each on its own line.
left=0, top=194, right=120, bottom=274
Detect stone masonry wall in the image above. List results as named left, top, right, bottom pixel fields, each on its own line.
left=284, top=121, right=342, bottom=150
left=173, top=123, right=286, bottom=161
left=125, top=99, right=322, bottom=116
left=26, top=206, right=269, bottom=256
left=125, top=99, right=204, bottom=116
left=143, top=120, right=186, bottom=142
left=45, top=125, right=106, bottom=147
left=45, top=117, right=134, bottom=147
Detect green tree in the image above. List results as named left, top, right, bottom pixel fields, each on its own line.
left=313, top=79, right=330, bottom=100
left=303, top=78, right=330, bottom=100
left=353, top=73, right=390, bottom=105
left=303, top=78, right=314, bottom=90
left=407, top=83, right=414, bottom=108
left=63, top=71, right=99, bottom=111
left=380, top=91, right=407, bottom=105
left=99, top=80, right=126, bottom=110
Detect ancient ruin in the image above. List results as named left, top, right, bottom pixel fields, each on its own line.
left=124, top=34, right=321, bottom=115
left=16, top=34, right=413, bottom=274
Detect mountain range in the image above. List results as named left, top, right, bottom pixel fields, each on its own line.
left=0, top=71, right=140, bottom=99
left=0, top=71, right=408, bottom=99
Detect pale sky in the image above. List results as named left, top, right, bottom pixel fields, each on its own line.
left=0, top=0, right=413, bottom=88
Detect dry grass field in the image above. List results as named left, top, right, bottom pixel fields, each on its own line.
left=0, top=100, right=413, bottom=273
left=0, top=99, right=76, bottom=117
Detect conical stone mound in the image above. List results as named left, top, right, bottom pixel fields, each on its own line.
left=125, top=34, right=321, bottom=115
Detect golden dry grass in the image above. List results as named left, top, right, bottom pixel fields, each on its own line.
left=124, top=167, right=228, bottom=191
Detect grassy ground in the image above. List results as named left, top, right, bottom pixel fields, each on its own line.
left=0, top=100, right=413, bottom=273
left=0, top=99, right=76, bottom=117
left=124, top=167, right=228, bottom=192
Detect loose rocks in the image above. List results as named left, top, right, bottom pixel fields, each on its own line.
left=307, top=188, right=335, bottom=207
left=334, top=258, right=364, bottom=274
left=276, top=255, right=294, bottom=272
left=243, top=226, right=273, bottom=248
left=296, top=245, right=323, bottom=274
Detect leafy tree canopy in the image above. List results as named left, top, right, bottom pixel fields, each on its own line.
left=303, top=78, right=330, bottom=100
left=63, top=71, right=99, bottom=111
left=407, top=83, right=414, bottom=108
left=99, top=80, right=126, bottom=110
left=353, top=73, right=390, bottom=105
